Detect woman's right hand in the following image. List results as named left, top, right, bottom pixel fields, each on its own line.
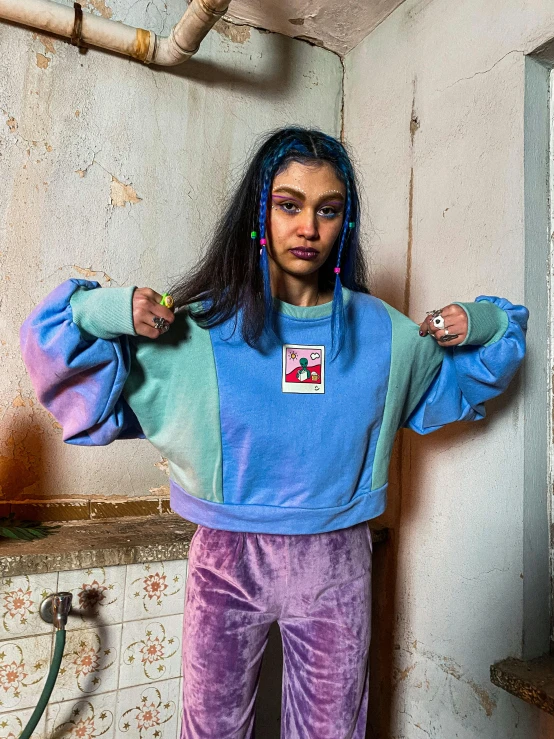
left=133, top=288, right=175, bottom=339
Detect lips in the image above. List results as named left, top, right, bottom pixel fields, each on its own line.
left=290, top=248, right=319, bottom=260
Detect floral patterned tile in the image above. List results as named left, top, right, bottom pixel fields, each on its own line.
left=0, top=573, right=58, bottom=640
left=119, top=614, right=183, bottom=689
left=115, top=678, right=180, bottom=739
left=46, top=690, right=117, bottom=739
left=123, top=561, right=187, bottom=622
left=0, top=705, right=46, bottom=738
left=60, top=566, right=126, bottom=630
left=50, top=624, right=121, bottom=704
left=0, top=634, right=51, bottom=711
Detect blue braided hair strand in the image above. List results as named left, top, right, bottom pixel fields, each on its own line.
left=257, top=137, right=310, bottom=340
left=330, top=172, right=353, bottom=359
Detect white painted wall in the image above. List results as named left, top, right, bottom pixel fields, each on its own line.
left=344, top=1, right=554, bottom=736
left=0, top=0, right=342, bottom=505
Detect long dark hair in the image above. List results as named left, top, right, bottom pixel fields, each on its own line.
left=170, top=127, right=369, bottom=357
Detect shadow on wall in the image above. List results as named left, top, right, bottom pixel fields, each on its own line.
left=157, top=31, right=302, bottom=104
left=0, top=400, right=52, bottom=509
left=367, top=369, right=524, bottom=738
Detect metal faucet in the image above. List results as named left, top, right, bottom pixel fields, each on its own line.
left=39, top=592, right=73, bottom=630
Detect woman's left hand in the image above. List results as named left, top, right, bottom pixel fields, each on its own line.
left=418, top=304, right=468, bottom=346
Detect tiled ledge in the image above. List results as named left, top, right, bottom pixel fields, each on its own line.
left=490, top=655, right=554, bottom=715
left=0, top=515, right=388, bottom=578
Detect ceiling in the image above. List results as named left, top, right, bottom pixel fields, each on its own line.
left=224, top=0, right=407, bottom=56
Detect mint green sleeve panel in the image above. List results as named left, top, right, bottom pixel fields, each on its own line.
left=452, top=301, right=509, bottom=347
left=123, top=310, right=223, bottom=503
left=371, top=301, right=445, bottom=490
left=69, top=285, right=137, bottom=340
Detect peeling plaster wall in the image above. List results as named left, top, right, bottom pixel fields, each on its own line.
left=344, top=0, right=554, bottom=736
left=225, top=0, right=408, bottom=57
left=0, top=0, right=342, bottom=505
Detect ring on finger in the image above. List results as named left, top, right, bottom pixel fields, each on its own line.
left=153, top=316, right=170, bottom=333
left=431, top=314, right=445, bottom=330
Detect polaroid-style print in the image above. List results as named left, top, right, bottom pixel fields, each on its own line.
left=282, top=344, right=325, bottom=394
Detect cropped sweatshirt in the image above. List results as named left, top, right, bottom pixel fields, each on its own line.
left=20, top=280, right=528, bottom=534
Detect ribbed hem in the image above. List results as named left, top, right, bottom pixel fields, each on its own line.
left=169, top=478, right=387, bottom=534
left=70, top=285, right=137, bottom=340
left=453, top=300, right=509, bottom=347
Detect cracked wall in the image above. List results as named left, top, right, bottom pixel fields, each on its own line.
left=344, top=0, right=554, bottom=736
left=0, top=0, right=342, bottom=513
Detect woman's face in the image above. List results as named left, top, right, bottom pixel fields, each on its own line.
left=266, top=160, right=346, bottom=280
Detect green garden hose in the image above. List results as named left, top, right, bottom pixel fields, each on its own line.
left=19, top=593, right=72, bottom=739
left=19, top=629, right=66, bottom=739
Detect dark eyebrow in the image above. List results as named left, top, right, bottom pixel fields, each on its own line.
left=272, top=186, right=306, bottom=199
left=272, top=186, right=345, bottom=202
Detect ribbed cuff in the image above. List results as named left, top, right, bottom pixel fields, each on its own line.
left=70, top=285, right=137, bottom=340
left=453, top=300, right=509, bottom=347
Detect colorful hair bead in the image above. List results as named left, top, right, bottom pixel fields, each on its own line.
left=334, top=267, right=341, bottom=274
left=251, top=231, right=257, bottom=238
left=260, top=238, right=267, bottom=246
left=348, top=222, right=355, bottom=229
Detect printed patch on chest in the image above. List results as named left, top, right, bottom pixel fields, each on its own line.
left=282, top=344, right=325, bottom=394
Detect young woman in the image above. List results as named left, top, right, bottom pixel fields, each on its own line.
left=20, top=127, right=528, bottom=739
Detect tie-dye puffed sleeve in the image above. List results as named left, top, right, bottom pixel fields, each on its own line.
left=20, top=279, right=145, bottom=445
left=402, top=296, right=528, bottom=434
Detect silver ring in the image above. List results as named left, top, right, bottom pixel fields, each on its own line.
left=153, top=316, right=170, bottom=333
left=443, top=327, right=449, bottom=335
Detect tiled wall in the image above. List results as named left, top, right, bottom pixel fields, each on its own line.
left=0, top=560, right=188, bottom=738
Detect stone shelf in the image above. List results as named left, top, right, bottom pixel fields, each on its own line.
left=490, top=655, right=554, bottom=716
left=0, top=515, right=388, bottom=578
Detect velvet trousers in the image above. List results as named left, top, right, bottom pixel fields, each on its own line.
left=181, top=521, right=373, bottom=739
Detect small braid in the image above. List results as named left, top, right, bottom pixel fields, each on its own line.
left=258, top=138, right=310, bottom=339
left=330, top=170, right=353, bottom=359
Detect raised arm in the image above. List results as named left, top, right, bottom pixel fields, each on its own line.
left=401, top=296, right=528, bottom=433
left=20, top=279, right=174, bottom=445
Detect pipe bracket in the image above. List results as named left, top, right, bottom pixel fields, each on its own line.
left=71, top=2, right=85, bottom=49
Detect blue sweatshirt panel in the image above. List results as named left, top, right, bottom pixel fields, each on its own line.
left=201, top=291, right=391, bottom=531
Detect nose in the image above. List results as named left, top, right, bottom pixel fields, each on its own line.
left=296, top=209, right=318, bottom=241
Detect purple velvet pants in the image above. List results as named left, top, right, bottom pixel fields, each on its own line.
left=181, top=521, right=373, bottom=739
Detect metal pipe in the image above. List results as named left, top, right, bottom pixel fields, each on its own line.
left=0, top=0, right=230, bottom=65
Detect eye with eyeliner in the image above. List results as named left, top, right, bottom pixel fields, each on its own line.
left=271, top=194, right=343, bottom=219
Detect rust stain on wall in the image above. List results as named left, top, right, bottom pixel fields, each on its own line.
left=468, top=679, right=496, bottom=717
left=6, top=117, right=17, bottom=134
left=110, top=177, right=142, bottom=207
left=214, top=19, right=251, bottom=44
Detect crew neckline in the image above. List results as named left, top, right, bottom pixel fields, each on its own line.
left=272, top=287, right=352, bottom=319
